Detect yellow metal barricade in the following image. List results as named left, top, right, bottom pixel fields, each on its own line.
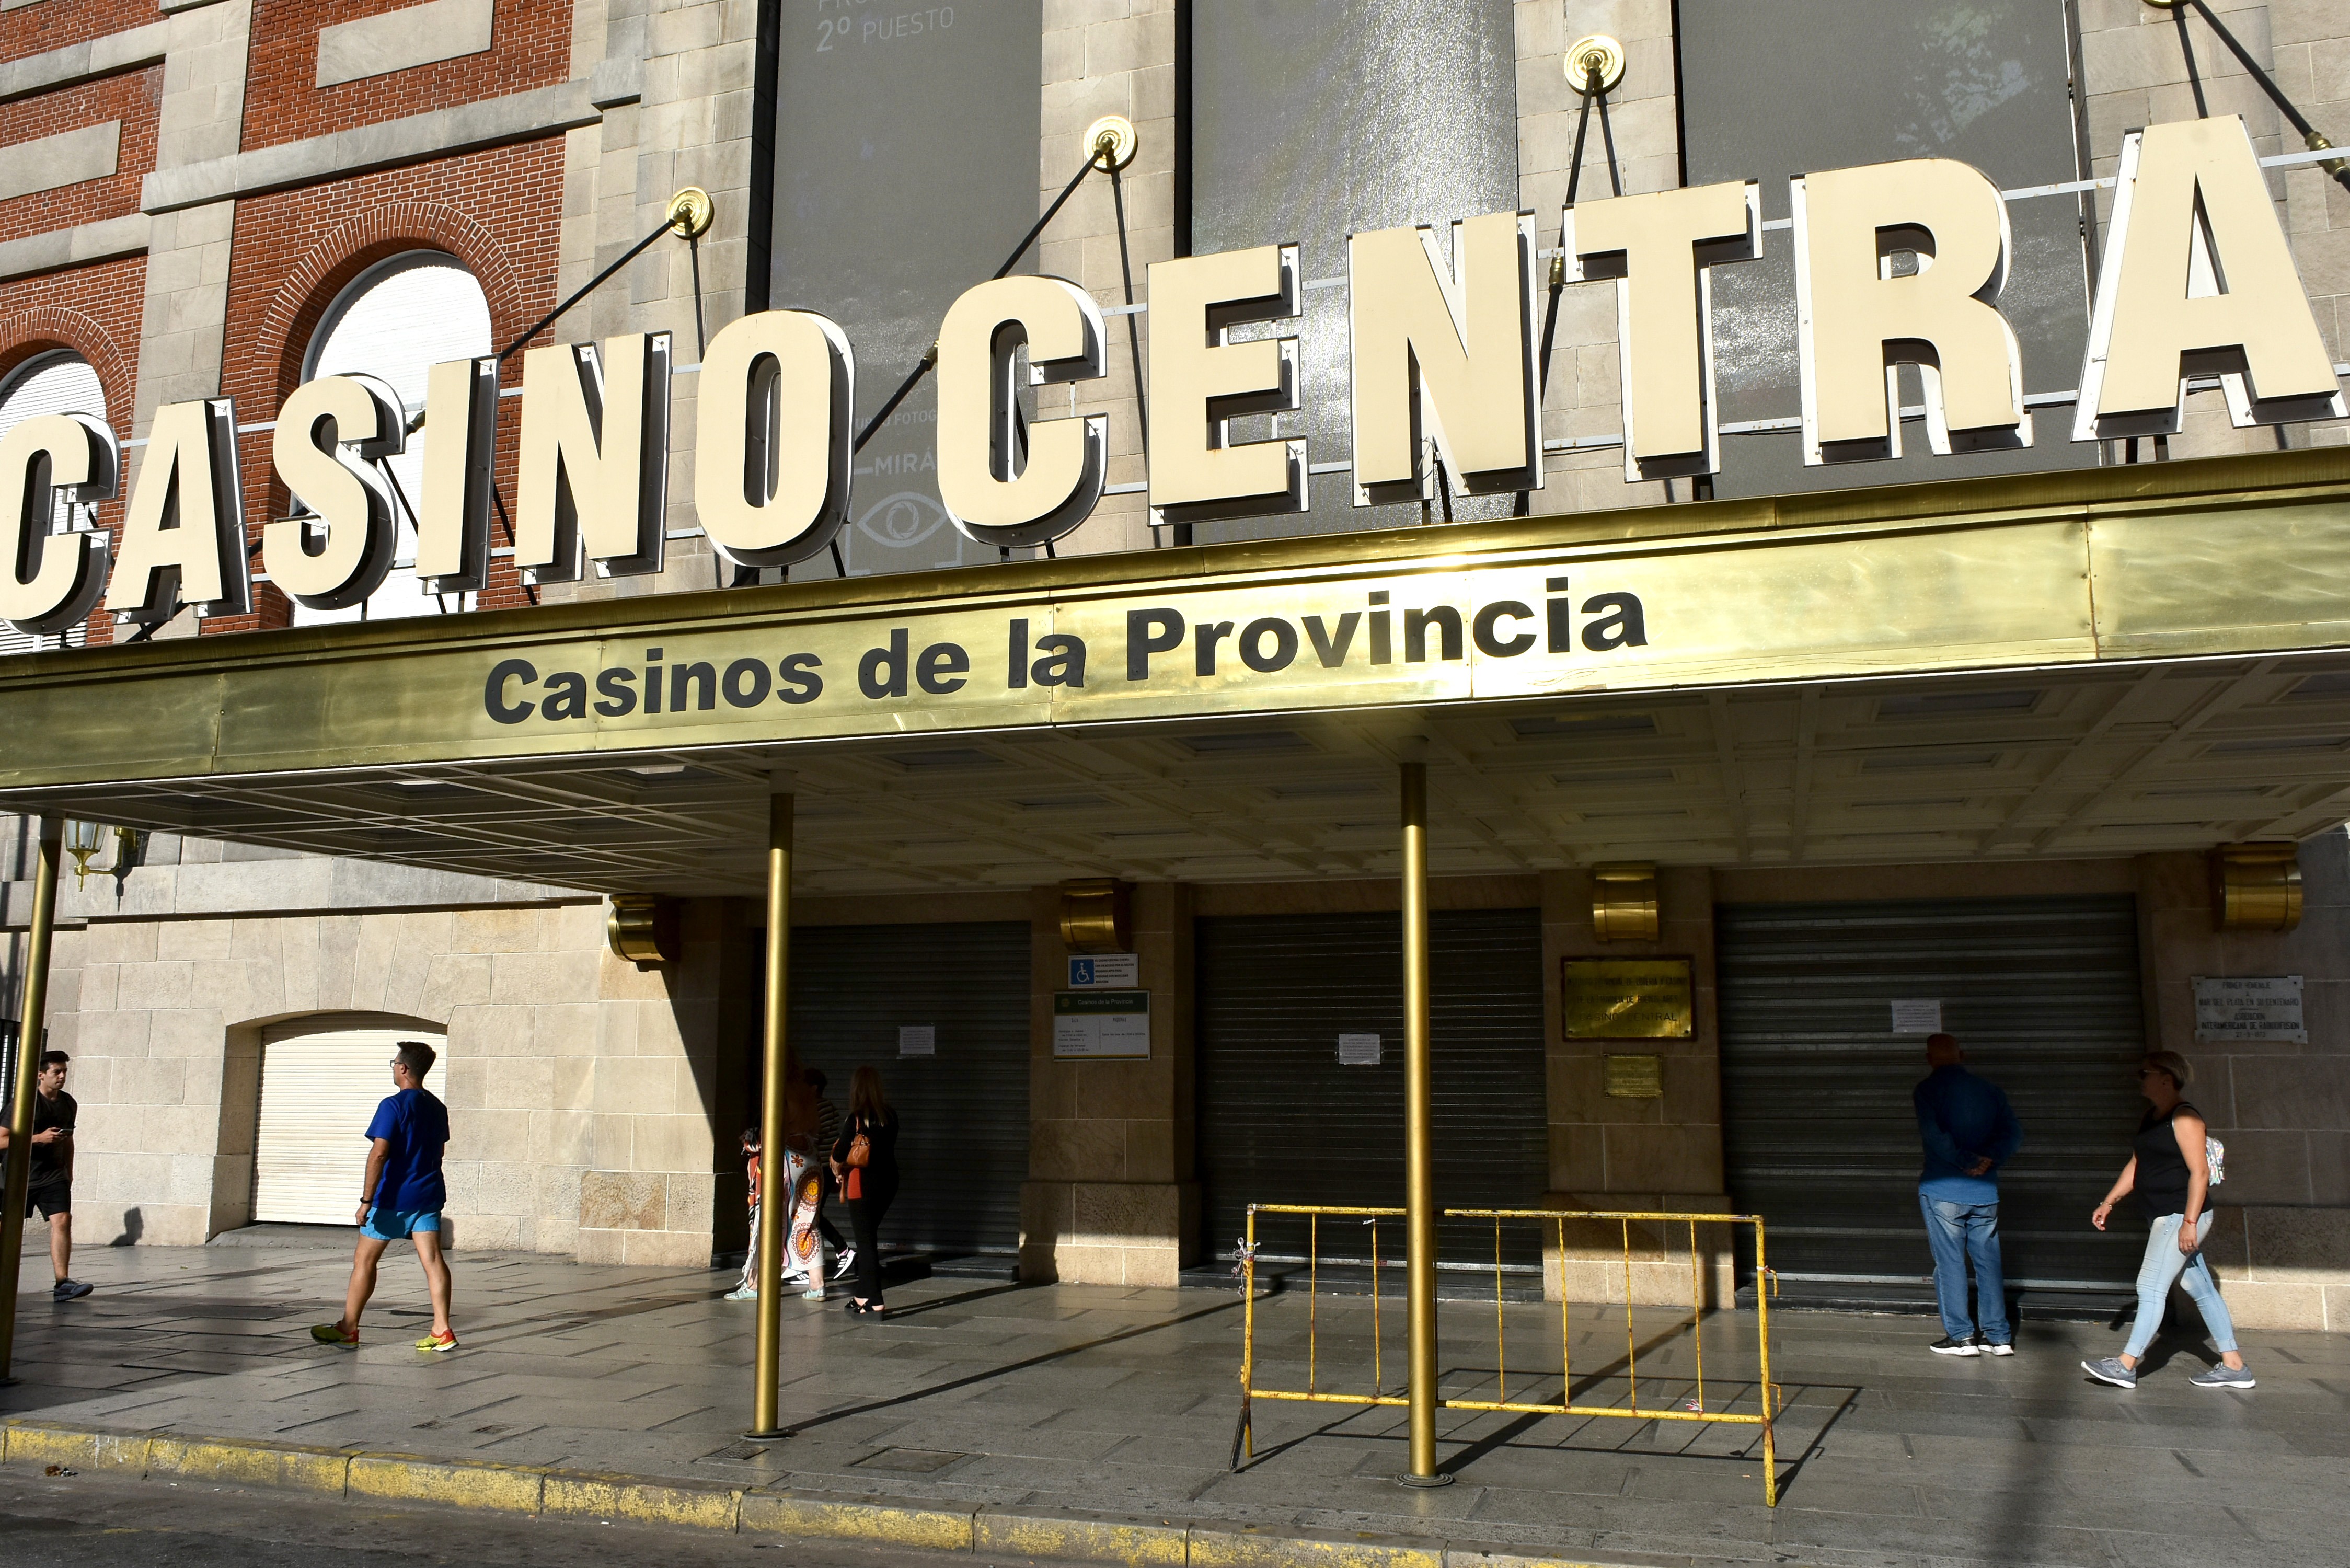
left=1235, top=1203, right=1783, bottom=1505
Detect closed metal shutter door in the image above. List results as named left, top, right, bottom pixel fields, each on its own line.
left=255, top=1017, right=446, bottom=1225
left=789, top=922, right=1030, bottom=1256
left=1717, top=895, right=2148, bottom=1293
left=1196, top=909, right=1548, bottom=1263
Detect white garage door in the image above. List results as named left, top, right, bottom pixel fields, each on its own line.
left=252, top=1016, right=447, bottom=1224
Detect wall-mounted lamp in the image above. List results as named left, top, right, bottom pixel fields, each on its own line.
left=63, top=820, right=106, bottom=889
left=1059, top=878, right=1131, bottom=953
left=2210, top=843, right=2302, bottom=932
left=1591, top=862, right=1660, bottom=942
left=607, top=894, right=681, bottom=964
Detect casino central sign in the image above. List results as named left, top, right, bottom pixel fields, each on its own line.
left=1, top=115, right=2341, bottom=642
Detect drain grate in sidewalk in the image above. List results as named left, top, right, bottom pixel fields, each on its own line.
left=700, top=1442, right=770, bottom=1463
left=854, top=1448, right=965, bottom=1473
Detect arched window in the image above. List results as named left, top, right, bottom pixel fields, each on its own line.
left=292, top=251, right=494, bottom=625
left=0, top=351, right=106, bottom=655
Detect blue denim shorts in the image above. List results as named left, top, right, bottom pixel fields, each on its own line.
left=361, top=1207, right=442, bottom=1241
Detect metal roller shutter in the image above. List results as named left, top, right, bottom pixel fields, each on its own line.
left=1717, top=895, right=2149, bottom=1296
left=1195, top=908, right=1549, bottom=1264
left=255, top=1016, right=447, bottom=1225
left=788, top=921, right=1031, bottom=1257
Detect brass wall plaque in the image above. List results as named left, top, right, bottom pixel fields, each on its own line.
left=1604, top=1054, right=1663, bottom=1098
left=1562, top=958, right=1694, bottom=1040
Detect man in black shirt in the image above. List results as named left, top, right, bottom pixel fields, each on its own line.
left=2, top=1051, right=91, bottom=1300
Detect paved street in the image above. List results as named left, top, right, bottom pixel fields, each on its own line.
left=0, top=1464, right=942, bottom=1568
left=3, top=1239, right=2346, bottom=1567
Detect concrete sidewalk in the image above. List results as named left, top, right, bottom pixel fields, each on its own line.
left=2, top=1240, right=2344, bottom=1568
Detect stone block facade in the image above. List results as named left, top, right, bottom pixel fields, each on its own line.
left=1019, top=879, right=1197, bottom=1286
left=1, top=0, right=2347, bottom=1331
left=33, top=891, right=738, bottom=1263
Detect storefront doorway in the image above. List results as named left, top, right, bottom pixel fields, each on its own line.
left=1716, top=895, right=2149, bottom=1304
left=787, top=921, right=1031, bottom=1264
left=1194, top=907, right=1548, bottom=1265
left=253, top=1015, right=449, bottom=1226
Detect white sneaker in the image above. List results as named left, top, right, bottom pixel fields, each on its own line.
left=834, top=1248, right=856, bottom=1274
left=722, top=1285, right=757, bottom=1301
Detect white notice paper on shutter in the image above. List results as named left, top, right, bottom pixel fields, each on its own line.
left=898, top=1025, right=937, bottom=1057
left=1890, top=999, right=1942, bottom=1034
left=1337, top=1033, right=1382, bottom=1065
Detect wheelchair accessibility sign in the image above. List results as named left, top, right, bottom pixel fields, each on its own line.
left=1067, top=953, right=1139, bottom=988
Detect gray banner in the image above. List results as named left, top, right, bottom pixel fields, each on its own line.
left=1678, top=0, right=2098, bottom=498
left=768, top=1, right=1042, bottom=575
left=1190, top=0, right=1522, bottom=543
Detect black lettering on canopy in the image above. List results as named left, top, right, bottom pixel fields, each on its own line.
left=1031, top=634, right=1086, bottom=688
left=1580, top=592, right=1648, bottom=651
left=1126, top=608, right=1183, bottom=680
left=485, top=659, right=537, bottom=724
left=541, top=671, right=589, bottom=720
left=1472, top=601, right=1536, bottom=657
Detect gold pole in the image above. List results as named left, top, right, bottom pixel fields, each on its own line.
left=1756, top=1217, right=1778, bottom=1507
left=1397, top=760, right=1447, bottom=1484
left=0, top=816, right=63, bottom=1382
left=747, top=792, right=793, bottom=1437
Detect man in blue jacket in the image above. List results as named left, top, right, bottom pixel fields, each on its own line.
left=1915, top=1033, right=2022, bottom=1357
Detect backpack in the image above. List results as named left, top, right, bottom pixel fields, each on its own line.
left=2205, top=1133, right=2226, bottom=1187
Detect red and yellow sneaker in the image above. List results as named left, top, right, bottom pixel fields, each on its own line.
left=309, top=1322, right=359, bottom=1347
left=413, top=1329, right=459, bottom=1353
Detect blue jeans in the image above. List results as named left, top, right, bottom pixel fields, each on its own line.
left=1921, top=1195, right=2010, bottom=1343
left=2124, top=1213, right=2238, bottom=1359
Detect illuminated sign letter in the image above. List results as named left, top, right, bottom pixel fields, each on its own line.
left=1348, top=209, right=1541, bottom=504
left=1147, top=244, right=1306, bottom=525
left=0, top=412, right=115, bottom=637
left=516, top=332, right=673, bottom=583
left=936, top=275, right=1108, bottom=549
left=2075, top=116, right=2344, bottom=441
left=1564, top=180, right=1760, bottom=482
left=695, top=308, right=854, bottom=569
left=1793, top=158, right=2029, bottom=464
left=263, top=373, right=404, bottom=610
left=417, top=356, right=498, bottom=594
left=109, top=397, right=250, bottom=622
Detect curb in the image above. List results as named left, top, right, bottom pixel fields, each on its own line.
left=0, top=1418, right=1689, bottom=1568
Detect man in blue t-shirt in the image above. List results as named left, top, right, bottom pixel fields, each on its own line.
left=1915, top=1032, right=2023, bottom=1358
left=312, top=1040, right=456, bottom=1352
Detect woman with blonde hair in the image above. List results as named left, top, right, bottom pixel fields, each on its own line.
left=830, top=1065, right=900, bottom=1316
left=2082, top=1051, right=2253, bottom=1390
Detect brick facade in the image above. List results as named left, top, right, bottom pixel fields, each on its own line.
left=204, top=137, right=566, bottom=633
left=0, top=64, right=158, bottom=245
left=0, top=253, right=149, bottom=649
left=0, top=0, right=150, bottom=65
left=240, top=0, right=571, bottom=152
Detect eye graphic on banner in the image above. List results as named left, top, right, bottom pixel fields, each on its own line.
left=857, top=490, right=951, bottom=549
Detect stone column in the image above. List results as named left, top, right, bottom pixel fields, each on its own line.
left=2138, top=832, right=2350, bottom=1332
left=1540, top=864, right=1734, bottom=1306
left=129, top=0, right=251, bottom=641
left=1516, top=0, right=1687, bottom=515
left=1041, top=0, right=1176, bottom=559
left=1020, top=880, right=1197, bottom=1285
